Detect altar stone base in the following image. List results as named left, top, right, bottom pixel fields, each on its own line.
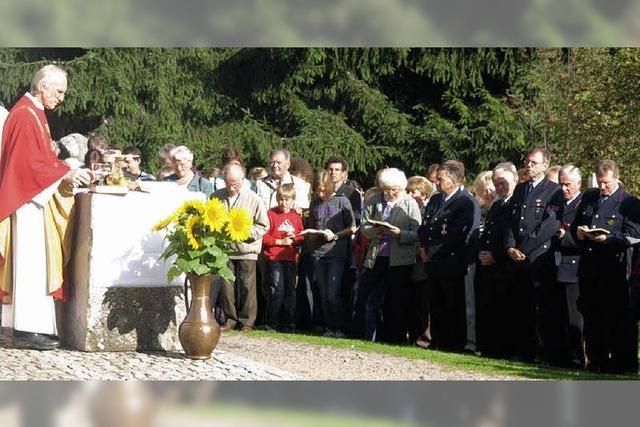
left=63, top=286, right=186, bottom=352
left=62, top=190, right=203, bottom=352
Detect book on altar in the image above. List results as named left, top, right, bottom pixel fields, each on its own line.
left=578, top=225, right=610, bottom=235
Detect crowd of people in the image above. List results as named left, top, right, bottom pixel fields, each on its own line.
left=2, top=65, right=639, bottom=376
left=100, top=140, right=638, bottom=375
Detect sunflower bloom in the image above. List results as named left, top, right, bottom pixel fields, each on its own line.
left=185, top=215, right=202, bottom=250
left=226, top=208, right=253, bottom=242
left=203, top=198, right=228, bottom=232
left=176, top=200, right=206, bottom=221
left=152, top=213, right=174, bottom=231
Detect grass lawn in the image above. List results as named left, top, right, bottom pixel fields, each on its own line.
left=232, top=330, right=638, bottom=380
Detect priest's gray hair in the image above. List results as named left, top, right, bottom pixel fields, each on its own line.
left=31, top=64, right=67, bottom=95
left=559, top=164, right=581, bottom=183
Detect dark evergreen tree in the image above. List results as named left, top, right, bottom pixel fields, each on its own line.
left=0, top=48, right=531, bottom=185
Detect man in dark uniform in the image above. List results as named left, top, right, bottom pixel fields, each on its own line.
left=571, top=159, right=640, bottom=373
left=475, top=162, right=518, bottom=358
left=504, top=148, right=563, bottom=362
left=418, top=162, right=478, bottom=352
left=552, top=164, right=585, bottom=367
left=441, top=160, right=482, bottom=353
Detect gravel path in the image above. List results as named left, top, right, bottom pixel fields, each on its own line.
left=0, top=327, right=295, bottom=380
left=217, top=333, right=520, bottom=380
left=0, top=327, right=520, bottom=380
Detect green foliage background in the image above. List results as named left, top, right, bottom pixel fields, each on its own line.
left=511, top=48, right=640, bottom=194
left=0, top=48, right=531, bottom=186
left=2, top=47, right=640, bottom=193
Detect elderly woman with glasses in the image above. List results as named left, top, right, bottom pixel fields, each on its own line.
left=352, top=168, right=422, bottom=343
left=162, top=145, right=214, bottom=197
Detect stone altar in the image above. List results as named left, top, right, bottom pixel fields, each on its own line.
left=63, top=185, right=204, bottom=351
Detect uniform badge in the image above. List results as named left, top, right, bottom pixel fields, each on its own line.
left=441, top=223, right=448, bottom=235
left=607, top=219, right=616, bottom=226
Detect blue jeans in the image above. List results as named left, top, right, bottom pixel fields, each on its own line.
left=314, top=257, right=346, bottom=332
left=352, top=256, right=391, bottom=341
left=264, top=260, right=297, bottom=328
left=296, top=253, right=317, bottom=331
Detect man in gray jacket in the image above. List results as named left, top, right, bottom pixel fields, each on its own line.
left=212, top=164, right=269, bottom=331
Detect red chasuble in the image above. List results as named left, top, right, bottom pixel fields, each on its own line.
left=0, top=94, right=70, bottom=300
left=0, top=94, right=69, bottom=222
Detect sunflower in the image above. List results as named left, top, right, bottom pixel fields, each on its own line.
left=203, top=198, right=228, bottom=232
left=152, top=213, right=174, bottom=231
left=185, top=215, right=202, bottom=250
left=226, top=208, right=253, bottom=242
left=176, top=200, right=206, bottom=222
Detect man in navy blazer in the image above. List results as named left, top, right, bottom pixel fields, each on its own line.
left=504, top=148, right=563, bottom=362
left=418, top=162, right=478, bottom=351
left=552, top=164, right=585, bottom=368
left=475, top=162, right=518, bottom=358
left=571, top=159, right=640, bottom=374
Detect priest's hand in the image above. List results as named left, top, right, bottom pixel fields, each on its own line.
left=64, top=168, right=93, bottom=187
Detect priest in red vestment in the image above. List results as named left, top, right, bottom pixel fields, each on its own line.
left=0, top=64, right=92, bottom=350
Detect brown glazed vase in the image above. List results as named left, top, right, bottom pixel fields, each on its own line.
left=179, top=273, right=220, bottom=360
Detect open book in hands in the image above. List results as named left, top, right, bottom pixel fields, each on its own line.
left=367, top=219, right=400, bottom=233
left=299, top=229, right=332, bottom=238
left=577, top=225, right=611, bottom=236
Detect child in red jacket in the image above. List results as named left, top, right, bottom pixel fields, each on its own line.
left=262, top=184, right=304, bottom=331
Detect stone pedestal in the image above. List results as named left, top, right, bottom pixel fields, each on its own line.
left=64, top=186, right=204, bottom=351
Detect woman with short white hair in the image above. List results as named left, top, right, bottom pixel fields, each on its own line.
left=352, top=167, right=422, bottom=343
left=162, top=145, right=214, bottom=197
left=378, top=167, right=408, bottom=191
